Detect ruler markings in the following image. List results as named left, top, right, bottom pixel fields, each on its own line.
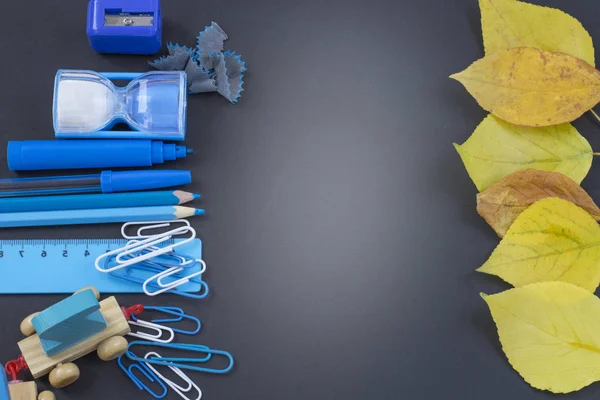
left=0, top=239, right=201, bottom=294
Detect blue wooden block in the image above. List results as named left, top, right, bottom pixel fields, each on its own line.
left=32, top=289, right=107, bottom=357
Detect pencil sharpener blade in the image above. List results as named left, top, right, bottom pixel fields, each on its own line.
left=86, top=0, right=162, bottom=55
left=104, top=14, right=154, bottom=27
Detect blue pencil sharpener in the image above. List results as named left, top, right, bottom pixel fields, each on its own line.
left=87, top=0, right=162, bottom=55
left=53, top=70, right=187, bottom=140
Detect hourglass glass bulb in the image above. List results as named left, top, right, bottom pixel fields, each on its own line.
left=54, top=72, right=116, bottom=133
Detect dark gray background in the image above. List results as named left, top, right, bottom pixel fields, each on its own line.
left=1, top=0, right=600, bottom=399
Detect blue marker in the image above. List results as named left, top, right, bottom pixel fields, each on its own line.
left=8, top=140, right=192, bottom=171
left=0, top=170, right=191, bottom=197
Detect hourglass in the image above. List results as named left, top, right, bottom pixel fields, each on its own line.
left=53, top=70, right=187, bottom=140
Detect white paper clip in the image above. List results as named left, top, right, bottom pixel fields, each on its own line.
left=95, top=220, right=196, bottom=273
left=121, top=220, right=192, bottom=239
left=143, top=260, right=207, bottom=297
left=144, top=351, right=202, bottom=400
left=127, top=319, right=175, bottom=343
left=114, top=223, right=195, bottom=265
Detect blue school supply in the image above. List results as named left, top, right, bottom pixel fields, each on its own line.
left=0, top=366, right=10, bottom=400
left=53, top=70, right=186, bottom=140
left=0, top=170, right=191, bottom=197
left=32, top=289, right=107, bottom=356
left=0, top=239, right=202, bottom=294
left=0, top=206, right=204, bottom=228
left=87, top=0, right=162, bottom=55
left=118, top=355, right=167, bottom=399
left=126, top=341, right=235, bottom=374
left=8, top=140, right=192, bottom=171
left=0, top=191, right=199, bottom=213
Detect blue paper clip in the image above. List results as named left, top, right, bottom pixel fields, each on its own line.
left=118, top=355, right=168, bottom=399
left=132, top=306, right=201, bottom=335
left=126, top=341, right=235, bottom=374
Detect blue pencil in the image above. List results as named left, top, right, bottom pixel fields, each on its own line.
left=0, top=190, right=200, bottom=213
left=0, top=206, right=205, bottom=228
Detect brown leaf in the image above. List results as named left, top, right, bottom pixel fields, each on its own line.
left=476, top=169, right=600, bottom=237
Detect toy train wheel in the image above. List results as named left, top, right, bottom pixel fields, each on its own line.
left=49, top=362, right=80, bottom=388
left=20, top=312, right=39, bottom=336
left=97, top=336, right=128, bottom=361
left=38, top=391, right=56, bottom=400
left=74, top=286, right=100, bottom=300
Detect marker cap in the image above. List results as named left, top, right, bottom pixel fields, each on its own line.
left=100, top=170, right=192, bottom=193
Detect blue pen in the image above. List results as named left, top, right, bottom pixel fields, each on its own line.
left=0, top=170, right=191, bottom=197
left=0, top=191, right=200, bottom=213
left=0, top=206, right=205, bottom=228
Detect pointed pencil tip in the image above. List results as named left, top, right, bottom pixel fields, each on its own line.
left=193, top=193, right=201, bottom=200
left=194, top=209, right=205, bottom=215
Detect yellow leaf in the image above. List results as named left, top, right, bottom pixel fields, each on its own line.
left=450, top=47, right=600, bottom=126
left=478, top=197, right=600, bottom=292
left=483, top=282, right=600, bottom=393
left=477, top=169, right=600, bottom=237
left=480, top=0, right=595, bottom=66
left=454, top=114, right=592, bottom=191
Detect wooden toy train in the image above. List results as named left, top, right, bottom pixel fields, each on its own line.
left=1, top=286, right=132, bottom=400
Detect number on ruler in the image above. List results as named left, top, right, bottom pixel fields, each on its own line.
left=0, top=240, right=181, bottom=262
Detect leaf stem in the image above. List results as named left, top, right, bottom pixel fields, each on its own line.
left=594, top=152, right=600, bottom=156
left=591, top=109, right=600, bottom=123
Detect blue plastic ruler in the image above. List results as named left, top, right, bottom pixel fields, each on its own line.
left=0, top=239, right=202, bottom=294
